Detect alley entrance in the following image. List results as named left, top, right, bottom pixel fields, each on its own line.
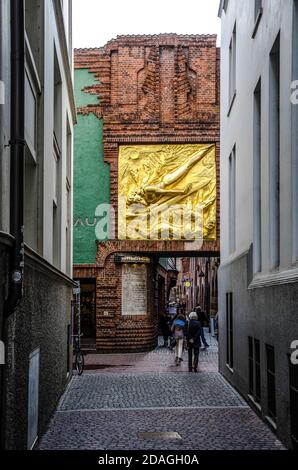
left=39, top=333, right=284, bottom=450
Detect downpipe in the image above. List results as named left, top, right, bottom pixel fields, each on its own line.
left=4, top=0, right=25, bottom=316
left=1, top=0, right=25, bottom=450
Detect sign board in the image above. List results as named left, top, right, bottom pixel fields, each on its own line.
left=73, top=280, right=80, bottom=295
left=115, top=254, right=151, bottom=264
left=122, top=264, right=147, bottom=315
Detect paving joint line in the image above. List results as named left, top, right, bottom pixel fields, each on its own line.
left=57, top=405, right=249, bottom=413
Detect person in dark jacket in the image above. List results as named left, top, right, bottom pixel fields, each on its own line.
left=195, top=305, right=209, bottom=349
left=186, top=312, right=202, bottom=372
left=159, top=311, right=171, bottom=347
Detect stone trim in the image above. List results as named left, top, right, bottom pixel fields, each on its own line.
left=248, top=267, right=298, bottom=289
left=0, top=231, right=14, bottom=248
left=52, top=0, right=77, bottom=124
left=25, top=245, right=76, bottom=286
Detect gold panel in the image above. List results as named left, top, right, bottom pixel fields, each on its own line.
left=118, top=144, right=216, bottom=240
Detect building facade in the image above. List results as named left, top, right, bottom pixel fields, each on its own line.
left=73, top=34, right=220, bottom=353
left=0, top=0, right=76, bottom=449
left=174, top=257, right=219, bottom=315
left=218, top=0, right=298, bottom=448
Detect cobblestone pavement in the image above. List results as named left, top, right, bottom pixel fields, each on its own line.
left=84, top=330, right=219, bottom=374
left=39, top=334, right=285, bottom=450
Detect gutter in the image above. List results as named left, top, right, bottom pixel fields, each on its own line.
left=4, top=0, right=25, bottom=317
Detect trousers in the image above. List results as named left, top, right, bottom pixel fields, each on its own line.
left=188, top=343, right=199, bottom=371
left=175, top=338, right=184, bottom=359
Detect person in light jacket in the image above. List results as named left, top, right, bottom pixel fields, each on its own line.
left=171, top=314, right=186, bottom=366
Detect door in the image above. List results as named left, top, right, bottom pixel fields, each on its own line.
left=79, top=280, right=96, bottom=341
left=27, top=347, right=40, bottom=449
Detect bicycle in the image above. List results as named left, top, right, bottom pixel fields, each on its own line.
left=73, top=334, right=84, bottom=375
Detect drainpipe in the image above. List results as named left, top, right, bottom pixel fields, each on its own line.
left=4, top=0, right=25, bottom=317
left=1, top=0, right=25, bottom=450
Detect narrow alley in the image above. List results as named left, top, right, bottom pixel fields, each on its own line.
left=39, top=334, right=284, bottom=451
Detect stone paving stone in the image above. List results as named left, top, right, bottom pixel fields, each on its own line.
left=39, top=408, right=284, bottom=450
left=39, top=333, right=285, bottom=451
left=58, top=372, right=247, bottom=411
left=84, top=332, right=219, bottom=374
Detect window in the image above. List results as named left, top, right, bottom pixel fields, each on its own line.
left=25, top=0, right=41, bottom=65
left=53, top=136, right=61, bottom=268
left=289, top=360, right=298, bottom=448
left=253, top=80, right=262, bottom=273
left=228, top=23, right=236, bottom=113
left=54, top=48, right=62, bottom=151
left=24, top=42, right=39, bottom=251
left=255, top=0, right=262, bottom=19
left=65, top=118, right=72, bottom=275
left=254, top=339, right=261, bottom=403
left=292, top=1, right=298, bottom=263
left=269, top=34, right=280, bottom=270
left=248, top=337, right=261, bottom=405
left=266, top=345, right=276, bottom=421
left=223, top=0, right=229, bottom=13
left=67, top=325, right=71, bottom=374
left=25, top=70, right=37, bottom=159
left=229, top=147, right=236, bottom=253
left=226, top=292, right=233, bottom=369
left=52, top=48, right=62, bottom=268
left=252, top=0, right=263, bottom=38
left=248, top=337, right=254, bottom=395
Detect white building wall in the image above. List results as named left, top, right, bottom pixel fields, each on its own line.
left=30, top=0, right=75, bottom=275
left=0, top=0, right=11, bottom=234
left=220, top=0, right=294, bottom=277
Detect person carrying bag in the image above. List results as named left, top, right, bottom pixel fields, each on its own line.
left=171, top=314, right=186, bottom=366
left=187, top=312, right=202, bottom=372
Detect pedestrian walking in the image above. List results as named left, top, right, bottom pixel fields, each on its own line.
left=186, top=312, right=202, bottom=372
left=159, top=311, right=171, bottom=347
left=214, top=312, right=219, bottom=342
left=171, top=314, right=186, bottom=366
left=195, top=305, right=210, bottom=349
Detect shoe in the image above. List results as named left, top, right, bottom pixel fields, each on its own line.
left=193, top=368, right=198, bottom=373
left=189, top=368, right=193, bottom=372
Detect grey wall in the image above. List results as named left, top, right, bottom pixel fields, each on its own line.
left=219, top=0, right=298, bottom=448
left=3, top=255, right=72, bottom=449
left=219, top=251, right=298, bottom=448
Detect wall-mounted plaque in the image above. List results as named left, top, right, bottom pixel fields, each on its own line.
left=122, top=264, right=147, bottom=315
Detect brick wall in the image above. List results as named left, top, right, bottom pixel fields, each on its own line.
left=74, top=34, right=220, bottom=352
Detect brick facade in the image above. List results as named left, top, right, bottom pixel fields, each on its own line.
left=74, top=34, right=220, bottom=352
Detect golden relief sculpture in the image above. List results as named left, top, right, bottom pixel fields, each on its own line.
left=118, top=144, right=216, bottom=241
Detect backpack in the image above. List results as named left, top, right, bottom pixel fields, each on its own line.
left=174, top=319, right=185, bottom=330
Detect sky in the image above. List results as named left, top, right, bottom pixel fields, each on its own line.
left=73, top=0, right=221, bottom=49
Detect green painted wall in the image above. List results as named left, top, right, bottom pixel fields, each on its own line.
left=73, top=69, right=110, bottom=264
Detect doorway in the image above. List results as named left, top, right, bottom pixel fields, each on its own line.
left=78, top=279, right=96, bottom=344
